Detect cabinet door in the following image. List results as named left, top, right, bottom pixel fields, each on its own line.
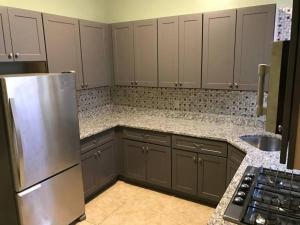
left=179, top=14, right=202, bottom=88
left=112, top=22, right=135, bottom=86
left=81, top=149, right=98, bottom=198
left=158, top=16, right=179, bottom=88
left=134, top=19, right=158, bottom=87
left=43, top=14, right=83, bottom=90
left=97, top=141, right=116, bottom=187
left=8, top=8, right=46, bottom=61
left=146, top=143, right=171, bottom=188
left=202, top=10, right=236, bottom=89
left=80, top=21, right=111, bottom=88
left=234, top=4, right=275, bottom=91
left=198, top=154, right=227, bottom=202
left=226, top=159, right=239, bottom=187
left=123, top=140, right=146, bottom=181
left=172, top=149, right=197, bottom=195
left=0, top=7, right=12, bottom=62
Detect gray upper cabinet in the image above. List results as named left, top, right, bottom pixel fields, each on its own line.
left=234, top=4, right=275, bottom=90
left=202, top=9, right=236, bottom=89
left=80, top=21, right=111, bottom=88
left=158, top=16, right=179, bottom=88
left=8, top=8, right=46, bottom=61
left=112, top=22, right=135, bottom=86
left=0, top=7, right=12, bottom=62
left=179, top=14, right=202, bottom=88
left=43, top=14, right=83, bottom=90
left=134, top=19, right=158, bottom=87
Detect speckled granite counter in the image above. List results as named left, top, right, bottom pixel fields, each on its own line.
left=79, top=105, right=287, bottom=225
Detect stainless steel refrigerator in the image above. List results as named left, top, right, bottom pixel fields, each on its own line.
left=0, top=73, right=85, bottom=225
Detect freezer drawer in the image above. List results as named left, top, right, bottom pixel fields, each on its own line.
left=16, top=165, right=85, bottom=225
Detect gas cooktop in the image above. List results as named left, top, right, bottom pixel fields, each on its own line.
left=223, top=166, right=300, bottom=225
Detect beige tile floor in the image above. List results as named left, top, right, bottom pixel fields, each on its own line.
left=77, top=181, right=215, bottom=225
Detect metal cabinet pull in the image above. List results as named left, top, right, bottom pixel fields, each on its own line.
left=193, top=143, right=202, bottom=148
left=135, top=81, right=138, bottom=85
left=8, top=53, right=13, bottom=59
left=131, top=81, right=134, bottom=85
left=14, top=52, right=20, bottom=58
left=228, top=83, right=233, bottom=88
left=9, top=98, right=24, bottom=189
left=201, top=148, right=222, bottom=155
left=198, top=157, right=202, bottom=164
left=193, top=156, right=197, bottom=163
left=85, top=83, right=88, bottom=88
left=179, top=83, right=183, bottom=87
left=97, top=150, right=101, bottom=157
left=174, top=82, right=178, bottom=87
left=234, top=82, right=239, bottom=88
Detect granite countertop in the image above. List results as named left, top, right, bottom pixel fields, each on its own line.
left=79, top=105, right=287, bottom=225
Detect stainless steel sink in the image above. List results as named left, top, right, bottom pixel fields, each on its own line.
left=240, top=135, right=281, bottom=152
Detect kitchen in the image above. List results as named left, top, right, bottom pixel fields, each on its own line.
left=0, top=0, right=299, bottom=225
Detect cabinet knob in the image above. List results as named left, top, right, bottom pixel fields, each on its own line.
left=174, top=82, right=178, bottom=87
left=179, top=83, right=183, bottom=87
left=228, top=83, right=233, bottom=88
left=85, top=83, right=88, bottom=88
left=81, top=84, right=84, bottom=88
left=234, top=83, right=239, bottom=88
left=8, top=53, right=13, bottom=59
left=193, top=156, right=197, bottom=163
left=131, top=81, right=134, bottom=86
left=97, top=150, right=101, bottom=157
left=135, top=81, right=138, bottom=85
left=14, top=52, right=20, bottom=58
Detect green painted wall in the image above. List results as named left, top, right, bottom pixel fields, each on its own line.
left=106, top=0, right=293, bottom=23
left=0, top=0, right=107, bottom=22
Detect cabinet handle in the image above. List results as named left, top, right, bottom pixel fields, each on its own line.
left=97, top=150, right=101, bottom=157
left=81, top=84, right=84, bottom=88
left=234, top=83, right=239, bottom=88
left=146, top=146, right=149, bottom=153
left=14, top=52, right=20, bottom=58
left=174, top=82, right=178, bottom=87
left=8, top=53, right=13, bottom=59
left=201, top=148, right=222, bottom=155
left=85, top=83, right=88, bottom=88
left=193, top=143, right=202, bottom=148
left=135, top=81, right=138, bottom=86
left=198, top=157, right=202, bottom=164
left=228, top=83, right=233, bottom=88
left=193, top=156, right=197, bottom=163
left=179, top=83, right=183, bottom=87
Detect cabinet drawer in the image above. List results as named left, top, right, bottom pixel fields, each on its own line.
left=122, top=128, right=171, bottom=146
left=81, top=129, right=114, bottom=154
left=172, top=135, right=227, bottom=157
left=228, top=145, right=245, bottom=164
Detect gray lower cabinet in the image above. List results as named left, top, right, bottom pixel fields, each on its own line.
left=172, top=149, right=198, bottom=195
left=202, top=9, right=236, bottom=90
left=226, top=145, right=246, bottom=186
left=133, top=19, right=158, bottom=87
left=158, top=16, right=179, bottom=88
left=43, top=14, right=83, bottom=90
left=123, top=139, right=171, bottom=188
left=81, top=141, right=116, bottom=199
left=198, top=154, right=227, bottom=202
left=234, top=4, right=275, bottom=91
left=112, top=22, right=135, bottom=86
left=146, top=143, right=171, bottom=188
left=79, top=21, right=112, bottom=88
left=123, top=140, right=146, bottom=181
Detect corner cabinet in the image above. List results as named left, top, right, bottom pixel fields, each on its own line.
left=112, top=22, right=135, bottom=86
left=133, top=19, right=158, bottom=87
left=158, top=16, right=179, bottom=88
left=202, top=9, right=236, bottom=90
left=234, top=4, right=275, bottom=90
left=0, top=7, right=46, bottom=62
left=43, top=14, right=83, bottom=90
left=79, top=21, right=112, bottom=88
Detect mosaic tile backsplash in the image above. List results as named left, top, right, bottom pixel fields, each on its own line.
left=77, top=86, right=261, bottom=118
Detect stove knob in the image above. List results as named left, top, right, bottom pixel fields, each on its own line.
left=240, top=183, right=250, bottom=191
left=255, top=214, right=266, bottom=225
left=244, top=176, right=253, bottom=183
left=246, top=173, right=255, bottom=178
left=233, top=197, right=244, bottom=205
left=236, top=191, right=246, bottom=198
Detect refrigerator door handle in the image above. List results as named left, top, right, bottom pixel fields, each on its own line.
left=9, top=98, right=24, bottom=189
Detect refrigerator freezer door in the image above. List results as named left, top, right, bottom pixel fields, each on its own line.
left=16, top=165, right=85, bottom=225
left=2, top=73, right=81, bottom=192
